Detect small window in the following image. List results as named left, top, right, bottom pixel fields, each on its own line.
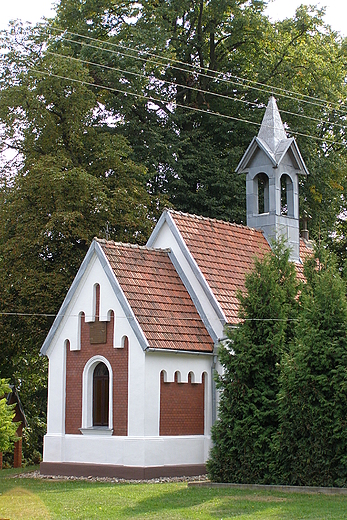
left=93, top=362, right=109, bottom=426
left=257, top=173, right=269, bottom=214
left=281, top=174, right=294, bottom=217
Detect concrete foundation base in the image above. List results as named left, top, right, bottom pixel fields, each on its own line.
left=40, top=462, right=206, bottom=479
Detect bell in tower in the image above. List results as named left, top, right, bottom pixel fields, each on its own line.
left=236, top=96, right=309, bottom=262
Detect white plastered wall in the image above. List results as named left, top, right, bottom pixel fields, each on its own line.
left=44, top=251, right=146, bottom=463
left=43, top=249, right=214, bottom=467
left=146, top=350, right=214, bottom=464
left=44, top=349, right=214, bottom=467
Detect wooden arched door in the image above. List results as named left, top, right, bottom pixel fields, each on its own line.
left=93, top=362, right=109, bottom=426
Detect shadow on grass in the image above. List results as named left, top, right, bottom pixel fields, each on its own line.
left=119, top=485, right=287, bottom=518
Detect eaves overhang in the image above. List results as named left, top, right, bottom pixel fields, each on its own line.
left=147, top=210, right=227, bottom=329
left=40, top=240, right=98, bottom=356
left=289, top=139, right=310, bottom=175
left=94, top=241, right=149, bottom=351
left=235, top=136, right=277, bottom=172
left=168, top=250, right=219, bottom=344
left=236, top=136, right=309, bottom=175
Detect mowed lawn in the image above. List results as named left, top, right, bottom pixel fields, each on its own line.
left=1, top=470, right=347, bottom=519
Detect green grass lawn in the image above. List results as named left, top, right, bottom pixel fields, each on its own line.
left=0, top=471, right=347, bottom=519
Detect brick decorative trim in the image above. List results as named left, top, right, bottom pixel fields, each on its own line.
left=65, top=306, right=128, bottom=435
left=160, top=371, right=205, bottom=436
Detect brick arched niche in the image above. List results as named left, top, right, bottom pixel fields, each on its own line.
left=159, top=370, right=206, bottom=436
left=81, top=355, right=114, bottom=434
left=65, top=335, right=129, bottom=436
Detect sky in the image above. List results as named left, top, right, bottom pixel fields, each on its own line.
left=266, top=0, right=347, bottom=35
left=0, top=0, right=346, bottom=35
left=1, top=0, right=56, bottom=30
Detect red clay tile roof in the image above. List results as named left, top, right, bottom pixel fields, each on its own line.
left=170, top=211, right=270, bottom=324
left=296, top=239, right=314, bottom=282
left=98, top=240, right=214, bottom=352
left=169, top=211, right=312, bottom=324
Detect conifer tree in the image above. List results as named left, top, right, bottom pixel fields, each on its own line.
left=275, top=250, right=347, bottom=487
left=207, top=240, right=299, bottom=483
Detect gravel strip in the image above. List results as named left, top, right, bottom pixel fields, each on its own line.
left=15, top=470, right=209, bottom=484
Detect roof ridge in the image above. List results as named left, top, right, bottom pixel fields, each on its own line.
left=95, top=237, right=171, bottom=253
left=299, top=237, right=315, bottom=250
left=167, top=209, right=264, bottom=233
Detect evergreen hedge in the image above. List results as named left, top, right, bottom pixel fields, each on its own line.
left=207, top=241, right=299, bottom=483
left=275, top=252, right=347, bottom=487
left=207, top=244, right=347, bottom=487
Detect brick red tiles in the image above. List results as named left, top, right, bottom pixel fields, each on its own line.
left=97, top=213, right=313, bottom=349
left=171, top=211, right=269, bottom=323
left=170, top=211, right=312, bottom=323
left=297, top=239, right=314, bottom=282
left=98, top=240, right=214, bottom=352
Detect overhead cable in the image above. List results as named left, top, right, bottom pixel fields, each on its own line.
left=29, top=68, right=343, bottom=146
left=50, top=27, right=345, bottom=112
left=46, top=50, right=347, bottom=131
left=0, top=311, right=299, bottom=321
left=56, top=34, right=333, bottom=112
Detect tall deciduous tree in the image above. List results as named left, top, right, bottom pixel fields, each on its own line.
left=0, top=22, right=162, bottom=345
left=0, top=21, right=164, bottom=457
left=52, top=1, right=347, bottom=232
left=0, top=379, right=19, bottom=454
left=207, top=241, right=299, bottom=483
left=328, top=216, right=347, bottom=279
left=275, top=250, right=347, bottom=487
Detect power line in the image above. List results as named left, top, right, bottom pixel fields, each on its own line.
left=0, top=312, right=299, bottom=321
left=50, top=27, right=345, bottom=113
left=29, top=68, right=343, bottom=145
left=30, top=68, right=263, bottom=126
left=0, top=312, right=56, bottom=317
left=46, top=50, right=347, bottom=132
left=58, top=34, right=333, bottom=112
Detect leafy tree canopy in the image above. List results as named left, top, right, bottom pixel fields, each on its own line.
left=49, top=0, right=347, bottom=232
left=0, top=21, right=164, bottom=354
left=0, top=379, right=19, bottom=454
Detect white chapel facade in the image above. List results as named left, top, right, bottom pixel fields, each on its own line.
left=40, top=97, right=311, bottom=478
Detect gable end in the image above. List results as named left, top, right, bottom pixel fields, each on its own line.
left=147, top=210, right=227, bottom=326
left=40, top=240, right=149, bottom=357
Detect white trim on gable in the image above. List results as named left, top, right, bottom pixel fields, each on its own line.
left=238, top=137, right=278, bottom=172
left=93, top=241, right=149, bottom=351
left=41, top=241, right=98, bottom=356
left=168, top=250, right=219, bottom=344
left=41, top=240, right=150, bottom=357
left=289, top=140, right=310, bottom=175
left=147, top=210, right=226, bottom=331
left=236, top=136, right=309, bottom=175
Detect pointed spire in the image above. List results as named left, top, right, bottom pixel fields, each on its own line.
left=257, top=96, right=288, bottom=152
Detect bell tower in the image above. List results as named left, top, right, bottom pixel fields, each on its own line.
left=236, top=96, right=309, bottom=262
